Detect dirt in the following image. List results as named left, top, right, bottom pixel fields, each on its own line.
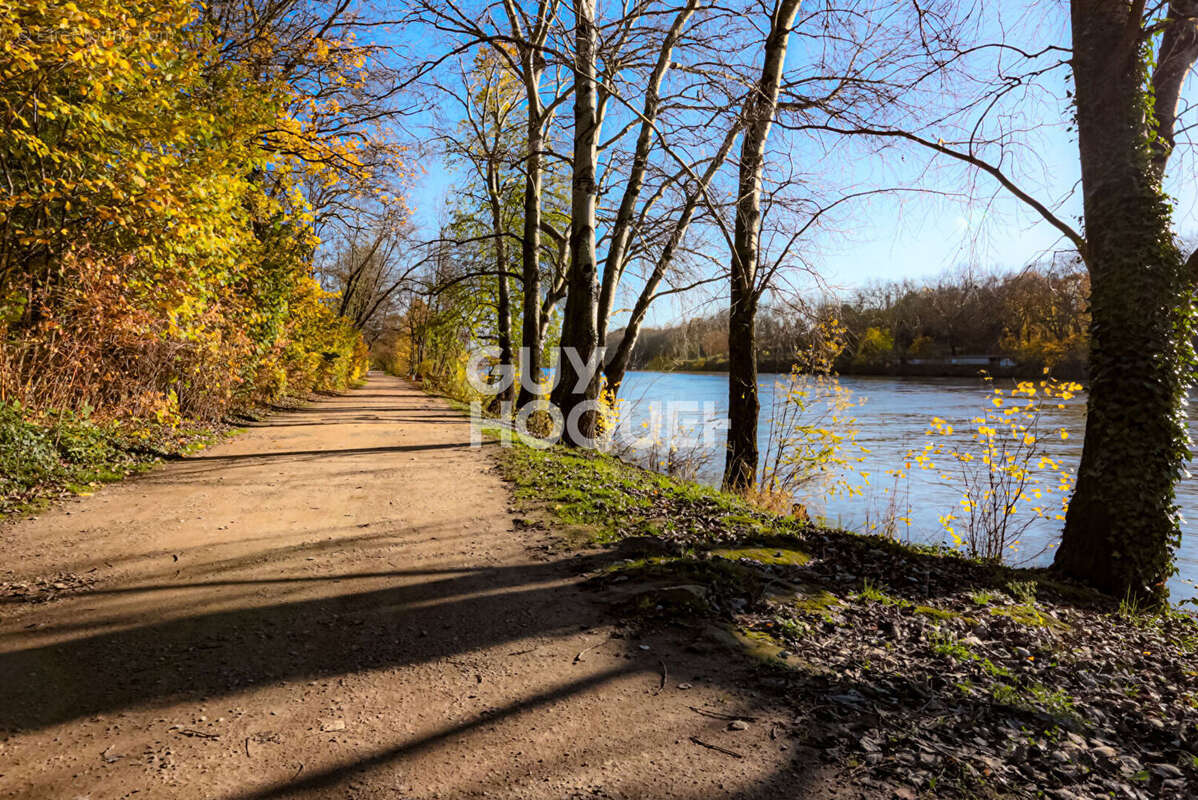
left=0, top=374, right=852, bottom=799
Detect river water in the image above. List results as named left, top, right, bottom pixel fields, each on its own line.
left=613, top=370, right=1198, bottom=601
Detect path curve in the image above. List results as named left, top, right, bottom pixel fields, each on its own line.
left=0, top=375, right=836, bottom=799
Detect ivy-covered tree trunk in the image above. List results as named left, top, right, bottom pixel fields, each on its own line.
left=722, top=0, right=802, bottom=491
left=551, top=0, right=602, bottom=446
left=1054, top=1, right=1198, bottom=603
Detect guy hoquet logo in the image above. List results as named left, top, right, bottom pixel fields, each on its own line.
left=465, top=346, right=726, bottom=450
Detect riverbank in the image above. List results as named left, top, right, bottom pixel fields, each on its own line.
left=494, top=438, right=1198, bottom=798
left=645, top=356, right=1085, bottom=380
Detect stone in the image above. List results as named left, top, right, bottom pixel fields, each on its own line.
left=1150, top=762, right=1182, bottom=779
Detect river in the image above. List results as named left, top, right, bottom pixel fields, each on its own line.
left=613, top=370, right=1198, bottom=601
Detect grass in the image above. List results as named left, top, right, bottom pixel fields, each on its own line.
left=496, top=437, right=810, bottom=547
left=1004, top=579, right=1038, bottom=604
left=1, top=394, right=283, bottom=518
left=857, top=579, right=898, bottom=604
left=991, top=681, right=1078, bottom=720
left=930, top=630, right=975, bottom=661
left=855, top=581, right=969, bottom=622
left=492, top=438, right=1117, bottom=628
left=968, top=589, right=1003, bottom=607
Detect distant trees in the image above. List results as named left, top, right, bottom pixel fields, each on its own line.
left=611, top=262, right=1090, bottom=377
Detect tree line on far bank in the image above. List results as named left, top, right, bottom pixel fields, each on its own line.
left=613, top=261, right=1089, bottom=379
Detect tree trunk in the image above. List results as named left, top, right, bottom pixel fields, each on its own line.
left=551, top=0, right=602, bottom=446
left=1053, top=0, right=1198, bottom=603
left=724, top=286, right=759, bottom=490
left=487, top=166, right=515, bottom=405
left=722, top=0, right=802, bottom=491
left=596, top=0, right=699, bottom=345
left=515, top=112, right=544, bottom=410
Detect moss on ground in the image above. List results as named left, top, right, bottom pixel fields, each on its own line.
left=709, top=546, right=811, bottom=566
left=989, top=603, right=1068, bottom=630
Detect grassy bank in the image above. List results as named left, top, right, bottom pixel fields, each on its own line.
left=493, top=439, right=1198, bottom=799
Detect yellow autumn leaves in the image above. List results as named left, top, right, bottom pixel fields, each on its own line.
left=0, top=0, right=392, bottom=419
left=902, top=375, right=1078, bottom=560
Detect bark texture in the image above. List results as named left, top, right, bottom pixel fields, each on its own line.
left=502, top=0, right=556, bottom=410
left=487, top=165, right=515, bottom=404
left=517, top=114, right=545, bottom=409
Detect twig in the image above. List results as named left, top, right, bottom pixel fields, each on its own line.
left=292, top=763, right=304, bottom=780
left=176, top=728, right=219, bottom=739
left=688, top=706, right=758, bottom=722
left=653, top=659, right=667, bottom=695
left=689, top=736, right=744, bottom=759
left=244, top=737, right=251, bottom=758
left=573, top=640, right=603, bottom=664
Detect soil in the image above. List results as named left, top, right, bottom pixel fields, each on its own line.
left=0, top=374, right=853, bottom=799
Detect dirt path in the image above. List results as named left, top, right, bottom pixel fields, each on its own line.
left=0, top=375, right=838, bottom=799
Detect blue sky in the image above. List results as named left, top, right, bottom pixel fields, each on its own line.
left=396, top=0, right=1198, bottom=327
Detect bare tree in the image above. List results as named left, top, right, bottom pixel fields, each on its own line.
left=551, top=0, right=604, bottom=444
left=430, top=52, right=531, bottom=403
left=404, top=0, right=574, bottom=408
left=719, top=0, right=803, bottom=490
left=603, top=123, right=742, bottom=396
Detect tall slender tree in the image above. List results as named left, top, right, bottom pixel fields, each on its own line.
left=552, top=0, right=604, bottom=445
left=722, top=0, right=803, bottom=491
